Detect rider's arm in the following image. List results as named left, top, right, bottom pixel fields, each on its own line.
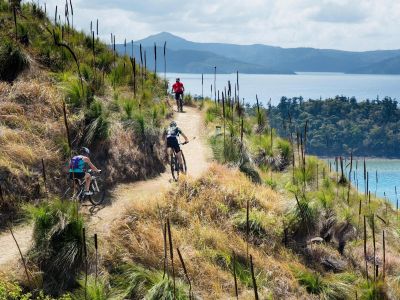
left=82, top=157, right=100, bottom=172
left=181, top=132, right=189, bottom=143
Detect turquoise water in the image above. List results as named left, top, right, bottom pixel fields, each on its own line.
left=165, top=72, right=400, bottom=105
left=326, top=158, right=400, bottom=206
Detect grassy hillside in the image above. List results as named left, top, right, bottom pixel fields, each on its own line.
left=0, top=0, right=170, bottom=224
left=2, top=93, right=399, bottom=299
left=1, top=2, right=400, bottom=299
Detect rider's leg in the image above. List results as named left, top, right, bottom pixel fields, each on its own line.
left=84, top=172, right=91, bottom=192
left=167, top=147, right=172, bottom=159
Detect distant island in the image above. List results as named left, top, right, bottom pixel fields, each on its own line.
left=115, top=32, right=400, bottom=75
left=266, top=96, right=400, bottom=157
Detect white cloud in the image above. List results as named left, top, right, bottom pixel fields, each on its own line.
left=37, top=0, right=400, bottom=51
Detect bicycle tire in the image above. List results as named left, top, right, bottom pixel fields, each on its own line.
left=181, top=151, right=187, bottom=174
left=88, top=190, right=105, bottom=206
left=63, top=185, right=82, bottom=201
left=170, top=153, right=179, bottom=181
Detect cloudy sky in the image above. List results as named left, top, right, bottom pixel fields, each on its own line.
left=42, top=0, right=400, bottom=51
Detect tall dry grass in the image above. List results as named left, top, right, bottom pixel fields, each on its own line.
left=104, top=164, right=306, bottom=299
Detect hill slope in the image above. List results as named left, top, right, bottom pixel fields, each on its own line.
left=115, top=43, right=294, bottom=74
left=130, top=32, right=400, bottom=74
left=0, top=1, right=169, bottom=225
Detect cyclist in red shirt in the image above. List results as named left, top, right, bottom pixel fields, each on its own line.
left=172, top=78, right=184, bottom=112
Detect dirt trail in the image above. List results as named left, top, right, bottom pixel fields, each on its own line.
left=90, top=106, right=211, bottom=235
left=0, top=106, right=211, bottom=272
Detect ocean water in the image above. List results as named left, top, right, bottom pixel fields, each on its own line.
left=165, top=72, right=400, bottom=106
left=326, top=158, right=400, bottom=206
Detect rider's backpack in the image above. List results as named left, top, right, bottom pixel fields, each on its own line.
left=69, top=155, right=84, bottom=172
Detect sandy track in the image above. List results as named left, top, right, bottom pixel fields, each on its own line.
left=0, top=106, right=210, bottom=272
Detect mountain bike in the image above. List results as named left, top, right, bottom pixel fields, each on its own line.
left=170, top=141, right=188, bottom=181
left=63, top=170, right=105, bottom=205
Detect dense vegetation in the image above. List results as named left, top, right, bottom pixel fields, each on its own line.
left=0, top=0, right=170, bottom=224
left=267, top=96, right=400, bottom=157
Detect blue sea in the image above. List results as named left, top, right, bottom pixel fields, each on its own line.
left=165, top=72, right=400, bottom=106
left=326, top=158, right=400, bottom=206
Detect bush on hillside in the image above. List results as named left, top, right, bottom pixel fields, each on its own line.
left=113, top=263, right=189, bottom=300
left=26, top=199, right=86, bottom=294
left=0, top=39, right=29, bottom=82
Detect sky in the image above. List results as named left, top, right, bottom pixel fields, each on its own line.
left=40, top=0, right=400, bottom=51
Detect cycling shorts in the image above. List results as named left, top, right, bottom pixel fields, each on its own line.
left=167, top=137, right=181, bottom=153
left=69, top=172, right=85, bottom=180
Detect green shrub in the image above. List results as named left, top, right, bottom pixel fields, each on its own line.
left=25, top=199, right=86, bottom=293
left=17, top=22, right=29, bottom=45
left=264, top=178, right=277, bottom=189
left=276, top=138, right=292, bottom=163
left=205, top=105, right=221, bottom=124
left=0, top=0, right=9, bottom=11
left=96, top=51, right=113, bottom=73
left=84, top=100, right=110, bottom=145
left=183, top=94, right=194, bottom=106
left=122, top=98, right=136, bottom=120
left=81, top=63, right=93, bottom=82
left=234, top=209, right=270, bottom=238
left=114, top=263, right=189, bottom=299
left=72, top=275, right=109, bottom=300
left=64, top=79, right=86, bottom=108
left=293, top=268, right=355, bottom=298
left=0, top=39, right=29, bottom=82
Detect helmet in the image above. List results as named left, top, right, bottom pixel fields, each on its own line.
left=170, top=121, right=177, bottom=128
left=176, top=78, right=180, bottom=82
left=80, top=147, right=90, bottom=155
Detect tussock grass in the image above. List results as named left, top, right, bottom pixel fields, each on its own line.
left=25, top=198, right=86, bottom=294
left=103, top=165, right=304, bottom=299
left=0, top=39, right=29, bottom=82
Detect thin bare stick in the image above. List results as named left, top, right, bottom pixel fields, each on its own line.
left=94, top=233, right=98, bottom=286
left=8, top=224, right=32, bottom=287
left=167, top=219, right=176, bottom=299
left=246, top=199, right=250, bottom=262
left=250, top=255, right=259, bottom=300
left=232, top=251, right=239, bottom=299
left=177, top=247, right=192, bottom=299
left=363, top=215, right=369, bottom=281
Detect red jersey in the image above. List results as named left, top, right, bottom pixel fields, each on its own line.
left=172, top=81, right=184, bottom=93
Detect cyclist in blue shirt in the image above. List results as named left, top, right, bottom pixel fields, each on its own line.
left=69, top=147, right=101, bottom=195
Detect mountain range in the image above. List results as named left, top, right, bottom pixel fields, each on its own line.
left=115, top=32, right=400, bottom=74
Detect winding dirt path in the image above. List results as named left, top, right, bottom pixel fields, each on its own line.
left=0, top=106, right=211, bottom=273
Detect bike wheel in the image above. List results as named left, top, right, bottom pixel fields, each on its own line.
left=88, top=189, right=105, bottom=206
left=63, top=181, right=81, bottom=201
left=88, top=179, right=106, bottom=205
left=170, top=153, right=179, bottom=181
left=181, top=152, right=187, bottom=174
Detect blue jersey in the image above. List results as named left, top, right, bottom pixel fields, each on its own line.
left=69, top=155, right=87, bottom=173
